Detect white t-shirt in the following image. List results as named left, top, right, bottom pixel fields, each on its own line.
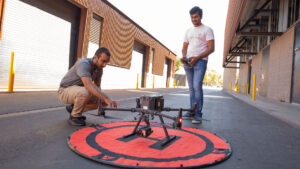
left=184, top=24, right=214, bottom=60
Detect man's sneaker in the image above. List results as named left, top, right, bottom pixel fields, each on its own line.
left=66, top=104, right=86, bottom=120
left=182, top=112, right=193, bottom=120
left=192, top=115, right=202, bottom=124
left=68, top=115, right=86, bottom=126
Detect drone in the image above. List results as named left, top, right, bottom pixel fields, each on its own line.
left=97, top=94, right=196, bottom=146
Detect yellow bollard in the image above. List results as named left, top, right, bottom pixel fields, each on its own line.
left=243, top=84, right=246, bottom=94
left=236, top=83, right=239, bottom=93
left=247, top=83, right=249, bottom=95
left=177, top=80, right=179, bottom=88
left=152, top=76, right=155, bottom=88
left=166, top=77, right=170, bottom=88
left=136, top=73, right=139, bottom=89
left=8, top=52, right=15, bottom=93
left=230, top=82, right=232, bottom=92
left=252, top=74, right=256, bottom=100
left=173, top=79, right=175, bottom=88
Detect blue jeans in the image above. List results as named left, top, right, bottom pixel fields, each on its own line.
left=184, top=60, right=207, bottom=117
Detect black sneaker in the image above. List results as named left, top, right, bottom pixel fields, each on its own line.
left=66, top=104, right=74, bottom=113
left=68, top=115, right=86, bottom=126
left=66, top=104, right=86, bottom=120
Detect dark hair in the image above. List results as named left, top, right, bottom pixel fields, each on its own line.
left=189, top=6, right=202, bottom=17
left=95, top=47, right=111, bottom=58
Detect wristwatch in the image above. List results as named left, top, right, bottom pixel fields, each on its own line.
left=198, top=55, right=202, bottom=60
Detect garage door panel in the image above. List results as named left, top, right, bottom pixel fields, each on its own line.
left=0, top=0, right=79, bottom=89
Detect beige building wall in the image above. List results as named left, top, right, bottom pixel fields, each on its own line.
left=250, top=51, right=262, bottom=95
left=223, top=65, right=237, bottom=91
left=69, top=0, right=176, bottom=76
left=234, top=26, right=295, bottom=102
left=267, top=26, right=295, bottom=102
left=238, top=61, right=250, bottom=93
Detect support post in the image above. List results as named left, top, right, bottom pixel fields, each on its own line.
left=136, top=73, right=139, bottom=89
left=252, top=74, right=256, bottom=100
left=173, top=79, right=175, bottom=88
left=8, top=52, right=15, bottom=93
left=152, top=76, right=155, bottom=88
left=247, top=82, right=249, bottom=94
left=166, top=77, right=170, bottom=88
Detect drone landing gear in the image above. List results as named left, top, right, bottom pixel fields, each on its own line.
left=123, top=111, right=177, bottom=147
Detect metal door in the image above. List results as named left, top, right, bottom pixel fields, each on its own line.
left=292, top=24, right=300, bottom=104
left=260, top=46, right=270, bottom=97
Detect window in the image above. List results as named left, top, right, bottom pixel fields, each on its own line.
left=149, top=48, right=154, bottom=64
left=148, top=48, right=154, bottom=73
left=288, top=0, right=300, bottom=28
left=270, top=0, right=279, bottom=41
left=0, top=0, right=6, bottom=39
left=87, top=14, right=103, bottom=58
left=89, top=14, right=102, bottom=45
left=260, top=16, right=269, bottom=50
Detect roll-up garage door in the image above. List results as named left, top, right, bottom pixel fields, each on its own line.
left=0, top=0, right=80, bottom=89
left=131, top=50, right=144, bottom=88
left=133, top=41, right=145, bottom=88
left=87, top=14, right=102, bottom=58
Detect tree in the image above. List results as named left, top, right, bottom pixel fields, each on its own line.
left=204, top=68, right=223, bottom=86
left=203, top=73, right=208, bottom=85
left=217, top=75, right=223, bottom=85
left=175, top=58, right=183, bottom=72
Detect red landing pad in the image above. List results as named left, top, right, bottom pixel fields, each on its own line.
left=67, top=122, right=231, bottom=168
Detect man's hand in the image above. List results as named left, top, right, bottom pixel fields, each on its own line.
left=188, top=56, right=200, bottom=67
left=103, top=98, right=119, bottom=108
left=180, top=57, right=189, bottom=65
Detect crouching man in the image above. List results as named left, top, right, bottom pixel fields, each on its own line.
left=58, top=47, right=118, bottom=126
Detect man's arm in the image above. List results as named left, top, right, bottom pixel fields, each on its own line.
left=81, top=77, right=117, bottom=107
left=181, top=42, right=189, bottom=64
left=200, top=40, right=215, bottom=59
left=189, top=40, right=215, bottom=66
left=94, top=81, right=110, bottom=101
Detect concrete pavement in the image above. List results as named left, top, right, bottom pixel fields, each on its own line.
left=0, top=87, right=300, bottom=169
left=227, top=91, right=300, bottom=129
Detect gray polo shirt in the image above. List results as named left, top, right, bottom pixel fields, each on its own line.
left=59, top=58, right=103, bottom=88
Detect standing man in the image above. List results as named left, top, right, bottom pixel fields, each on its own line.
left=181, top=6, right=215, bottom=124
left=58, top=47, right=118, bottom=126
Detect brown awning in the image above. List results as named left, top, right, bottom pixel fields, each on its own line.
left=223, top=0, right=247, bottom=67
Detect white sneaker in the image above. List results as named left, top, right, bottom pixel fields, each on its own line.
left=192, top=116, right=202, bottom=124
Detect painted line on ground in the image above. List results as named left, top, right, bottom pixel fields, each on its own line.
left=0, top=90, right=189, bottom=119
left=0, top=107, right=65, bottom=119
